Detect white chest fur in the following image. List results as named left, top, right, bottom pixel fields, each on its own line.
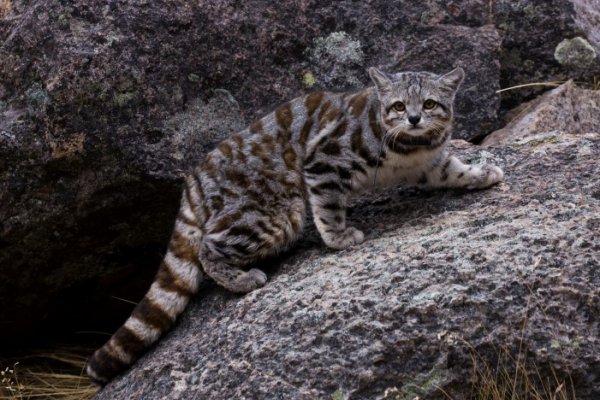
left=352, top=146, right=444, bottom=192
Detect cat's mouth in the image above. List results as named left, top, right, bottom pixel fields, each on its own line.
left=400, top=127, right=430, bottom=140
left=391, top=134, right=433, bottom=147
left=406, top=127, right=425, bottom=135
left=386, top=124, right=446, bottom=148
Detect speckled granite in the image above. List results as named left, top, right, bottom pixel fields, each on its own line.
left=96, top=133, right=600, bottom=400
left=2, top=0, right=599, bottom=346
left=484, top=81, right=600, bottom=146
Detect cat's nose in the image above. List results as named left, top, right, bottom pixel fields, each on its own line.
left=408, top=115, right=421, bottom=126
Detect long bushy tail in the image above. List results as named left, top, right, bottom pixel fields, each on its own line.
left=86, top=198, right=204, bottom=385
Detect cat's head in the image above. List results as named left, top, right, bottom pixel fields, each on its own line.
left=368, top=67, right=464, bottom=146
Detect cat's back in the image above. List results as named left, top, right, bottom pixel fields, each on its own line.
left=198, top=89, right=359, bottom=172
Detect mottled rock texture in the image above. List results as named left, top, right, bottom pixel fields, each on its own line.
left=494, top=0, right=600, bottom=110
left=572, top=0, right=600, bottom=53
left=96, top=134, right=600, bottom=399
left=483, top=81, right=600, bottom=146
left=555, top=37, right=598, bottom=68
left=0, top=0, right=598, bottom=347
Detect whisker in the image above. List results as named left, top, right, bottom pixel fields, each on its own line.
left=372, top=131, right=389, bottom=189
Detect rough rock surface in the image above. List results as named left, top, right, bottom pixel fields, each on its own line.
left=96, top=134, right=600, bottom=399
left=573, top=0, right=600, bottom=53
left=0, top=0, right=598, bottom=346
left=494, top=0, right=600, bottom=110
left=0, top=0, right=501, bottom=346
left=483, top=81, right=600, bottom=146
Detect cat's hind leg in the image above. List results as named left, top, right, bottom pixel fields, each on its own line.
left=201, top=258, right=267, bottom=293
left=200, top=196, right=306, bottom=293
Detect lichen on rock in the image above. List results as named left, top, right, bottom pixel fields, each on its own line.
left=309, top=31, right=364, bottom=65
left=164, top=89, right=245, bottom=164
left=554, top=36, right=598, bottom=68
left=306, top=31, right=365, bottom=88
left=25, top=82, right=50, bottom=115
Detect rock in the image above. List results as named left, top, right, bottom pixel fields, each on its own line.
left=0, top=0, right=597, bottom=348
left=95, top=133, right=600, bottom=399
left=494, top=0, right=600, bottom=110
left=0, top=0, right=10, bottom=19
left=482, top=81, right=600, bottom=146
left=572, top=0, right=600, bottom=53
left=0, top=0, right=500, bottom=346
left=554, top=36, right=598, bottom=68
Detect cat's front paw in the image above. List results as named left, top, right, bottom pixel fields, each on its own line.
left=466, top=164, right=504, bottom=189
left=323, top=227, right=365, bottom=250
left=480, top=164, right=504, bottom=188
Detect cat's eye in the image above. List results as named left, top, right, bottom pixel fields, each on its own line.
left=392, top=102, right=405, bottom=112
left=423, top=99, right=437, bottom=110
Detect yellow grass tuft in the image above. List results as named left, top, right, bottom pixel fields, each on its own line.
left=497, top=78, right=600, bottom=94
left=0, top=348, right=97, bottom=400
left=449, top=273, right=577, bottom=400
left=463, top=342, right=575, bottom=400
left=0, top=0, right=11, bottom=19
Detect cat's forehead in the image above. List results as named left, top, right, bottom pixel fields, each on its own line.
left=390, top=71, right=439, bottom=83
left=387, top=71, right=441, bottom=97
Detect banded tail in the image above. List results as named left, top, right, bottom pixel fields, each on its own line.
left=86, top=197, right=204, bottom=385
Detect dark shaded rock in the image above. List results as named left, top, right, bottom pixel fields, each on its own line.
left=483, top=81, right=600, bottom=145
left=494, top=0, right=600, bottom=110
left=95, top=133, right=600, bottom=399
left=0, top=0, right=500, bottom=346
left=0, top=0, right=598, bottom=349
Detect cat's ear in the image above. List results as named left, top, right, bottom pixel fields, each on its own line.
left=368, top=67, right=392, bottom=92
left=438, top=67, right=465, bottom=92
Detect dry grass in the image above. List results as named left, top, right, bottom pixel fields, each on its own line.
left=497, top=78, right=600, bottom=94
left=464, top=343, right=575, bottom=400
left=0, top=349, right=97, bottom=400
left=455, top=275, right=577, bottom=400
left=496, top=82, right=565, bottom=94
left=0, top=0, right=12, bottom=19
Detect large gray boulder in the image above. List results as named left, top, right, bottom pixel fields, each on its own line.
left=483, top=80, right=600, bottom=146
left=0, top=0, right=598, bottom=348
left=95, top=132, right=600, bottom=399
left=493, top=0, right=600, bottom=111
left=0, top=0, right=498, bottom=346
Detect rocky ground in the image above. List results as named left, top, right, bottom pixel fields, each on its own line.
left=95, top=127, right=600, bottom=399
left=1, top=0, right=599, bottom=346
left=0, top=0, right=599, bottom=398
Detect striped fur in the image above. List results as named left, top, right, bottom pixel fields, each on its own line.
left=87, top=67, right=504, bottom=384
